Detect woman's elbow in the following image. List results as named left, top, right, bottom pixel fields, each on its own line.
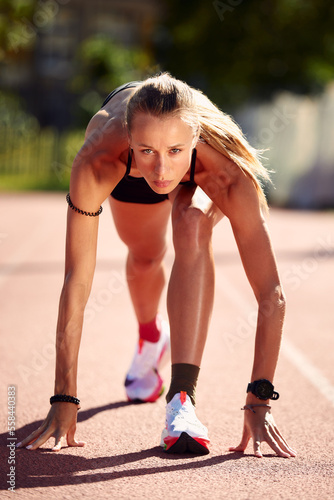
left=256, top=284, right=286, bottom=314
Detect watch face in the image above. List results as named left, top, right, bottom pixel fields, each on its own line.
left=256, top=381, right=272, bottom=399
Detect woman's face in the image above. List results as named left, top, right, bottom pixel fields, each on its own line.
left=129, top=112, right=197, bottom=194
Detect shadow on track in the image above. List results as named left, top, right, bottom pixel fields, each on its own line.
left=0, top=399, right=258, bottom=491
left=3, top=446, right=253, bottom=490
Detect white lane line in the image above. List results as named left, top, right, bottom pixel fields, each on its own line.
left=280, top=338, right=334, bottom=406
left=216, top=271, right=334, bottom=408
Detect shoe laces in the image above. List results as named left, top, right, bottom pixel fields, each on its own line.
left=167, top=395, right=196, bottom=419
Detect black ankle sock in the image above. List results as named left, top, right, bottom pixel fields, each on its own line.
left=166, top=363, right=200, bottom=406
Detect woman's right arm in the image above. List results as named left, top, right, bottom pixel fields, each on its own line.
left=17, top=116, right=128, bottom=451
left=16, top=208, right=100, bottom=451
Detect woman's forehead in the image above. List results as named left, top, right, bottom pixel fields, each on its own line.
left=130, top=113, right=195, bottom=140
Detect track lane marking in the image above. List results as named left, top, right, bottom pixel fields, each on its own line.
left=216, top=273, right=334, bottom=408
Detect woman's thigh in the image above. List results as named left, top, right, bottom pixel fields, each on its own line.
left=109, top=197, right=172, bottom=258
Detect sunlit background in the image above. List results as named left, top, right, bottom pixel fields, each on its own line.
left=1, top=0, right=333, bottom=208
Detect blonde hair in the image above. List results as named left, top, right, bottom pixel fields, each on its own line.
left=126, top=73, right=270, bottom=211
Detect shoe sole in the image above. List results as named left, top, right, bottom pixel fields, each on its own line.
left=164, top=432, right=210, bottom=455
left=127, top=383, right=165, bottom=404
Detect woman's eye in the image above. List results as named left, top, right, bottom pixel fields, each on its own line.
left=142, top=149, right=153, bottom=154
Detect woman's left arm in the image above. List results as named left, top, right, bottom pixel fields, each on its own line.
left=207, top=167, right=296, bottom=458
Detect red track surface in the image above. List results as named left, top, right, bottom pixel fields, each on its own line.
left=1, top=192, right=334, bottom=499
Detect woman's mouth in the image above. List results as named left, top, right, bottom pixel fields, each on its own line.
left=153, top=180, right=172, bottom=188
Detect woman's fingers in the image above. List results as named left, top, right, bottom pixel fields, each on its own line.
left=25, top=429, right=85, bottom=452
left=233, top=409, right=297, bottom=458
left=251, top=433, right=285, bottom=459
left=52, top=439, right=63, bottom=452
left=272, top=424, right=297, bottom=456
left=66, top=423, right=86, bottom=448
left=20, top=426, right=85, bottom=452
left=68, top=438, right=86, bottom=448
left=229, top=427, right=251, bottom=452
left=253, top=439, right=263, bottom=458
left=253, top=419, right=295, bottom=458
left=16, top=403, right=84, bottom=451
left=261, top=430, right=291, bottom=458
left=16, top=421, right=48, bottom=448
left=25, top=428, right=54, bottom=450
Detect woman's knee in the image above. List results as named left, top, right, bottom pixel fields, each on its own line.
left=172, top=204, right=213, bottom=253
left=127, top=244, right=167, bottom=275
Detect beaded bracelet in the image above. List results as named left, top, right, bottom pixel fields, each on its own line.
left=50, top=394, right=80, bottom=405
left=66, top=193, right=103, bottom=217
left=241, top=404, right=271, bottom=414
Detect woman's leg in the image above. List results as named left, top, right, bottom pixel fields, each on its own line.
left=162, top=185, right=224, bottom=454
left=168, top=185, right=224, bottom=366
left=109, top=197, right=172, bottom=402
left=109, top=197, right=171, bottom=324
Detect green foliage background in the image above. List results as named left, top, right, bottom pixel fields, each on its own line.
left=70, top=35, right=152, bottom=125
left=156, top=0, right=334, bottom=108
left=1, top=0, right=334, bottom=193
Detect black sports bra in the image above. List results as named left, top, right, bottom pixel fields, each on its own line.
left=125, top=148, right=197, bottom=184
left=101, top=81, right=141, bottom=108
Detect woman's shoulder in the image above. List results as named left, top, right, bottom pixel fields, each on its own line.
left=80, top=108, right=128, bottom=165
left=71, top=108, right=129, bottom=189
left=196, top=141, right=240, bottom=186
left=84, top=85, right=136, bottom=141
left=85, top=106, right=124, bottom=140
left=195, top=141, right=263, bottom=219
left=85, top=109, right=110, bottom=139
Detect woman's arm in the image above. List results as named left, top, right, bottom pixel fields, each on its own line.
left=17, top=118, right=127, bottom=451
left=228, top=175, right=285, bottom=385
left=17, top=208, right=101, bottom=451
left=223, top=176, right=296, bottom=457
left=197, top=145, right=296, bottom=457
left=226, top=182, right=296, bottom=458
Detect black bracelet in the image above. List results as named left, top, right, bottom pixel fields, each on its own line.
left=50, top=394, right=80, bottom=405
left=66, top=193, right=103, bottom=217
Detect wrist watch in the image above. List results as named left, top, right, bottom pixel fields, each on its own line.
left=247, top=379, right=279, bottom=400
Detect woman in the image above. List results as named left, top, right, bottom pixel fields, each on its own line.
left=17, top=73, right=296, bottom=458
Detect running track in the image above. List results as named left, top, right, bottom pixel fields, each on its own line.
left=1, top=192, right=333, bottom=499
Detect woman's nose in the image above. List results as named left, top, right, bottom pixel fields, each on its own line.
left=154, top=155, right=169, bottom=176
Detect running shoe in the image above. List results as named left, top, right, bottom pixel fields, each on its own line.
left=160, top=391, right=210, bottom=454
left=125, top=318, right=170, bottom=402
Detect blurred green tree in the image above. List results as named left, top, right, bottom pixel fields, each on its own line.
left=69, top=34, right=153, bottom=125
left=0, top=0, right=38, bottom=60
left=0, top=1, right=40, bottom=156
left=155, top=0, right=334, bottom=108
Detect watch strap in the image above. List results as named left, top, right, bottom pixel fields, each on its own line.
left=271, top=390, right=279, bottom=400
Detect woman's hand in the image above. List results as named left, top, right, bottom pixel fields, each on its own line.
left=16, top=403, right=86, bottom=452
left=229, top=405, right=296, bottom=458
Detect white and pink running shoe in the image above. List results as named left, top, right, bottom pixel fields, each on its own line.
left=125, top=318, right=170, bottom=402
left=161, top=391, right=210, bottom=454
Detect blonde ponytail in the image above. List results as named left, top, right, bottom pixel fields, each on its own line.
left=192, top=89, right=271, bottom=211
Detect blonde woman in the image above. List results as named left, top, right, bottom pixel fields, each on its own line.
left=17, top=73, right=296, bottom=458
